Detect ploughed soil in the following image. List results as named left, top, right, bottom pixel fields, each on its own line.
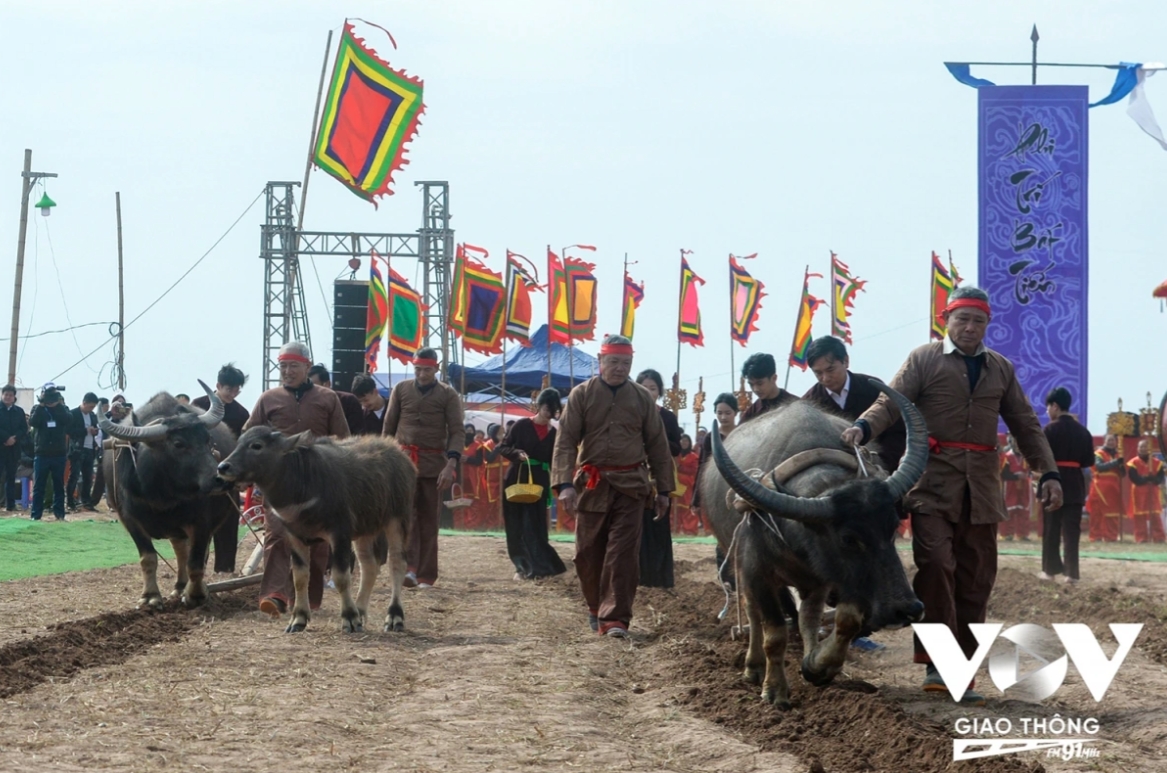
left=0, top=533, right=1164, bottom=773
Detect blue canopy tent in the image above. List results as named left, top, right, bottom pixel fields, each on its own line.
left=447, top=324, right=598, bottom=394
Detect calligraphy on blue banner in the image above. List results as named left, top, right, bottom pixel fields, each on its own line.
left=979, top=86, right=1088, bottom=428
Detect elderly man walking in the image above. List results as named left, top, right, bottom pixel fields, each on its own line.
left=552, top=334, right=675, bottom=638
left=246, top=341, right=350, bottom=616
left=843, top=286, right=1061, bottom=705
left=382, top=348, right=464, bottom=589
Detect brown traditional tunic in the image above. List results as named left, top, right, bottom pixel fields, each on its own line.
left=552, top=377, right=675, bottom=632
left=858, top=339, right=1056, bottom=524
left=244, top=383, right=350, bottom=439
left=552, top=377, right=675, bottom=509
left=382, top=378, right=464, bottom=586
left=857, top=337, right=1056, bottom=666
left=382, top=380, right=464, bottom=478
left=244, top=381, right=349, bottom=611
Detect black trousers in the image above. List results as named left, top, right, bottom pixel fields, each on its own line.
left=67, top=447, right=95, bottom=507
left=2, top=446, right=19, bottom=509
left=212, top=500, right=240, bottom=573
left=1042, top=505, right=1082, bottom=580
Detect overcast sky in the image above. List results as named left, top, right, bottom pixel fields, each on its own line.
left=2, top=0, right=1164, bottom=432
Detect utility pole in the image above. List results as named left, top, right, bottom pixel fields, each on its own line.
left=115, top=192, right=126, bottom=390
left=8, top=149, right=58, bottom=386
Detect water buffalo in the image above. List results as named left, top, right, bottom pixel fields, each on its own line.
left=100, top=382, right=237, bottom=609
left=214, top=428, right=415, bottom=634
left=702, top=381, right=928, bottom=708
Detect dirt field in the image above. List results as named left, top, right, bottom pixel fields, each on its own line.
left=1, top=533, right=1165, bottom=773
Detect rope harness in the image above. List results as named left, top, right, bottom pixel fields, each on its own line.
left=716, top=444, right=876, bottom=633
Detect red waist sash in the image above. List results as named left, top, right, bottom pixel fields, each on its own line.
left=1056, top=461, right=1081, bottom=468
left=580, top=462, right=643, bottom=489
left=400, top=444, right=444, bottom=465
left=928, top=437, right=996, bottom=455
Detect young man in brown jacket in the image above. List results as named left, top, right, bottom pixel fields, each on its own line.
left=843, top=286, right=1061, bottom=705
left=382, top=348, right=464, bottom=588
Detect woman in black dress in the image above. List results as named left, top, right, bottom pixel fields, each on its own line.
left=497, top=389, right=568, bottom=579
left=635, top=369, right=682, bottom=588
left=693, top=392, right=740, bottom=589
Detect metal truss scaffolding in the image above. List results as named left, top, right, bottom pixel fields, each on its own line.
left=259, top=181, right=455, bottom=390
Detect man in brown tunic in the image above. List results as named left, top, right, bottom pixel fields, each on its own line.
left=246, top=341, right=350, bottom=616
left=843, top=286, right=1061, bottom=705
left=382, top=348, right=463, bottom=588
left=552, top=334, right=674, bottom=638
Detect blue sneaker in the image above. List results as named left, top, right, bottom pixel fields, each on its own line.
left=851, top=636, right=885, bottom=653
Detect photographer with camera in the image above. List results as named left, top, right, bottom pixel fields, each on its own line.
left=28, top=384, right=72, bottom=521
left=67, top=392, right=101, bottom=513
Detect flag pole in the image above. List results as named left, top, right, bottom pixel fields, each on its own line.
left=727, top=254, right=735, bottom=391
left=675, top=248, right=684, bottom=389
left=622, top=252, right=630, bottom=335
left=297, top=30, right=333, bottom=231
left=387, top=251, right=396, bottom=394
left=784, top=264, right=809, bottom=392
left=828, top=250, right=836, bottom=341
left=546, top=244, right=553, bottom=386
left=500, top=257, right=510, bottom=528
left=563, top=246, right=575, bottom=388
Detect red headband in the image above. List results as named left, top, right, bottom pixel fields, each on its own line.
left=944, top=298, right=992, bottom=319
left=413, top=357, right=439, bottom=369
left=600, top=343, right=634, bottom=356
left=278, top=353, right=311, bottom=365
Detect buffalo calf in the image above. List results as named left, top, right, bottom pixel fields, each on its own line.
left=216, top=428, right=416, bottom=634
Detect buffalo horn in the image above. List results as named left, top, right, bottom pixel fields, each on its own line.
left=197, top=379, right=225, bottom=427
left=710, top=424, right=834, bottom=523
left=870, top=380, right=929, bottom=502
left=98, top=417, right=168, bottom=442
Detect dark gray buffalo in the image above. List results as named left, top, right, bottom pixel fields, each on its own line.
left=100, top=382, right=237, bottom=609
left=214, top=428, right=416, bottom=634
left=702, top=381, right=928, bottom=708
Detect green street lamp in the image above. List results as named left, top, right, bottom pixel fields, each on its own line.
left=34, top=191, right=56, bottom=217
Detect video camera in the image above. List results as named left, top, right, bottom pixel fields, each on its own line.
left=37, top=382, right=66, bottom=405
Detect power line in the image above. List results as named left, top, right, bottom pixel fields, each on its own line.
left=50, top=188, right=266, bottom=383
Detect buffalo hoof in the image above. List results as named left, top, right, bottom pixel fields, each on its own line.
left=742, top=666, right=763, bottom=686
left=138, top=594, right=164, bottom=610
left=800, top=657, right=836, bottom=687
left=342, top=618, right=364, bottom=634
left=384, top=619, right=405, bottom=633
left=285, top=620, right=308, bottom=633
left=761, top=688, right=792, bottom=710
left=181, top=593, right=206, bottom=609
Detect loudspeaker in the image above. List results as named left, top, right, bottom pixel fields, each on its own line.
left=333, top=280, right=368, bottom=393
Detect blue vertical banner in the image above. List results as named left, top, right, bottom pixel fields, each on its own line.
left=979, top=85, right=1088, bottom=427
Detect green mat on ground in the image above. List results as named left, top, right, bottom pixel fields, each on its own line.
left=2, top=521, right=1164, bottom=583
left=0, top=518, right=178, bottom=582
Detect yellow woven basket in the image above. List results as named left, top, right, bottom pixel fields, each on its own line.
left=505, top=460, right=544, bottom=504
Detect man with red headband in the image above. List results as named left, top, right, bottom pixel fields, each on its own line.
left=552, top=334, right=675, bottom=638
left=842, top=286, right=1060, bottom=706
left=382, top=347, right=464, bottom=588
left=246, top=341, right=350, bottom=617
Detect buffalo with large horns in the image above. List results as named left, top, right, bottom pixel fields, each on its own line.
left=703, top=380, right=928, bottom=708
left=100, top=381, right=238, bottom=608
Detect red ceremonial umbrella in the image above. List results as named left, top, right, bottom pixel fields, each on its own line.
left=1154, top=278, right=1167, bottom=300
